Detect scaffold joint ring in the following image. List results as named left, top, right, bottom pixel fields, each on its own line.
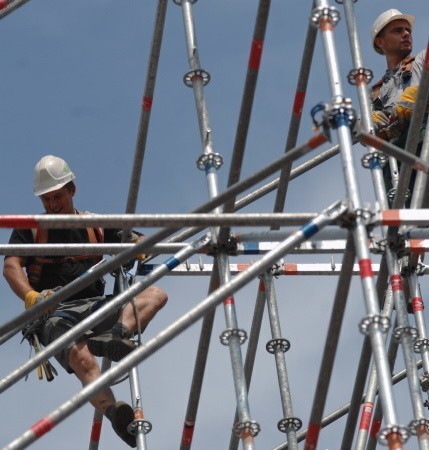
left=414, top=338, right=429, bottom=354
left=220, top=328, right=247, bottom=346
left=361, top=151, right=387, bottom=169
left=277, top=416, right=302, bottom=433
left=359, top=315, right=390, bottom=335
left=310, top=6, right=340, bottom=28
left=232, top=420, right=261, bottom=438
left=266, top=338, right=290, bottom=354
left=409, top=418, right=429, bottom=435
left=184, top=69, right=210, bottom=87
left=127, top=419, right=152, bottom=435
left=393, top=325, right=418, bottom=343
left=173, top=0, right=198, bottom=6
left=196, top=152, right=223, bottom=171
left=377, top=424, right=410, bottom=445
left=347, top=68, right=373, bottom=85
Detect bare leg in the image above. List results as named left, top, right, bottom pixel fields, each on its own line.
left=68, top=339, right=115, bottom=413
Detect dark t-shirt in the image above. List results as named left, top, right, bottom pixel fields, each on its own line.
left=8, top=227, right=121, bottom=301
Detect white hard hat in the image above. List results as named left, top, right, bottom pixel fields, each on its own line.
left=33, top=155, right=76, bottom=196
left=371, top=9, right=414, bottom=55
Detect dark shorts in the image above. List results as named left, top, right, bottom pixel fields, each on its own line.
left=38, top=295, right=121, bottom=373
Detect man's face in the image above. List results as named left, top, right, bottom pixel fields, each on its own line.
left=375, top=19, right=412, bottom=58
left=40, top=186, right=75, bottom=214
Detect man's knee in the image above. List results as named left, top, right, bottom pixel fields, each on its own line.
left=136, top=285, right=168, bottom=311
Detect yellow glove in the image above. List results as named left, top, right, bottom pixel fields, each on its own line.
left=131, top=234, right=151, bottom=262
left=371, top=110, right=400, bottom=140
left=372, top=110, right=390, bottom=128
left=24, top=288, right=60, bottom=312
left=394, top=85, right=418, bottom=122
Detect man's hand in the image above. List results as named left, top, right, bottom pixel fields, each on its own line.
left=24, top=287, right=60, bottom=313
left=372, top=110, right=401, bottom=140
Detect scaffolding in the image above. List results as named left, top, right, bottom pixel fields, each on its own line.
left=1, top=0, right=429, bottom=449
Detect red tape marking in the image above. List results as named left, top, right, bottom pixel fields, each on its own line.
left=382, top=210, right=401, bottom=226
left=258, top=279, right=265, bottom=292
left=425, top=43, right=429, bottom=70
left=0, top=216, right=39, bottom=228
left=248, top=39, right=263, bottom=70
left=305, top=422, right=321, bottom=449
left=359, top=402, right=373, bottom=431
left=31, top=417, right=56, bottom=438
left=0, top=0, right=8, bottom=10
left=237, top=263, right=251, bottom=272
left=292, top=90, right=305, bottom=117
left=370, top=418, right=382, bottom=439
left=409, top=239, right=425, bottom=254
left=223, top=296, right=234, bottom=305
left=412, top=296, right=424, bottom=312
left=181, top=421, right=195, bottom=446
left=308, top=133, right=327, bottom=149
left=142, top=96, right=153, bottom=111
left=390, top=274, right=404, bottom=292
left=282, top=263, right=298, bottom=275
left=90, top=419, right=102, bottom=442
left=359, top=259, right=373, bottom=279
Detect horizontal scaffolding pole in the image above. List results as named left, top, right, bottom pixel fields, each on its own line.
left=0, top=212, right=321, bottom=229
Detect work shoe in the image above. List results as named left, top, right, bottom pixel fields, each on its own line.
left=110, top=401, right=136, bottom=448
left=87, top=332, right=136, bottom=362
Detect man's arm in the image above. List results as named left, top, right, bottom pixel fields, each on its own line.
left=3, top=256, right=33, bottom=302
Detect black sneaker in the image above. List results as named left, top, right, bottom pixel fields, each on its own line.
left=87, top=332, right=136, bottom=362
left=110, top=401, right=136, bottom=448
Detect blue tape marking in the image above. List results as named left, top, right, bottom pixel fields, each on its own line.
left=165, top=257, right=180, bottom=271
left=369, top=157, right=382, bottom=170
left=243, top=243, right=260, bottom=255
left=332, top=115, right=349, bottom=129
left=301, top=221, right=319, bottom=239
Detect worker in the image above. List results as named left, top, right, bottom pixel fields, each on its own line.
left=3, top=155, right=168, bottom=448
left=370, top=9, right=427, bottom=201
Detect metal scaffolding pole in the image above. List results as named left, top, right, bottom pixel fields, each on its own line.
left=0, top=0, right=30, bottom=19
left=304, top=233, right=355, bottom=450
left=312, top=2, right=406, bottom=448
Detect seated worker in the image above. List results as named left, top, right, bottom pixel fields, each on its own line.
left=3, top=155, right=168, bottom=448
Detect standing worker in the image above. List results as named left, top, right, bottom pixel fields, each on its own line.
left=3, top=155, right=168, bottom=448
left=370, top=9, right=427, bottom=200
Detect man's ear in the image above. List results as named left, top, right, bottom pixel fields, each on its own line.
left=374, top=36, right=385, bottom=54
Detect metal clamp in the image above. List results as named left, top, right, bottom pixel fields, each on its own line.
left=359, top=315, right=390, bottom=335
left=277, top=417, right=302, bottom=433
left=266, top=338, right=290, bottom=354
left=310, top=98, right=356, bottom=132
left=420, top=372, right=429, bottom=392
left=196, top=152, right=223, bottom=171
left=387, top=187, right=411, bottom=205
left=408, top=418, right=429, bottom=435
left=310, top=6, right=340, bottom=27
left=334, top=0, right=357, bottom=3
left=393, top=325, right=418, bottom=343
left=414, top=338, right=429, bottom=354
left=347, top=67, right=373, bottom=85
left=232, top=420, right=261, bottom=438
left=377, top=425, right=410, bottom=445
left=361, top=151, right=387, bottom=169
left=220, top=328, right=247, bottom=346
left=184, top=69, right=210, bottom=87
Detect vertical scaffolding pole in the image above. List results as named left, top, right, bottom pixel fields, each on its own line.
left=312, top=2, right=407, bottom=448
left=176, top=0, right=258, bottom=447
left=304, top=233, right=355, bottom=450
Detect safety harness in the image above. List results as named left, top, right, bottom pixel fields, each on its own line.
left=27, top=210, right=104, bottom=289
left=371, top=55, right=415, bottom=108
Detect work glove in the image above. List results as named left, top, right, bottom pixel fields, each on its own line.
left=24, top=287, right=61, bottom=313
left=130, top=234, right=151, bottom=262
left=393, top=85, right=418, bottom=122
left=371, top=110, right=401, bottom=140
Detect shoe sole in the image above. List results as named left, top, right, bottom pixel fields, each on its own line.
left=87, top=337, right=135, bottom=362
left=112, top=402, right=137, bottom=448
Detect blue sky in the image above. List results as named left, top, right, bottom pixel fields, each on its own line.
left=0, top=1, right=429, bottom=449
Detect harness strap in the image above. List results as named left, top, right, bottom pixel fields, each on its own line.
left=371, top=55, right=415, bottom=104
left=28, top=210, right=104, bottom=289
